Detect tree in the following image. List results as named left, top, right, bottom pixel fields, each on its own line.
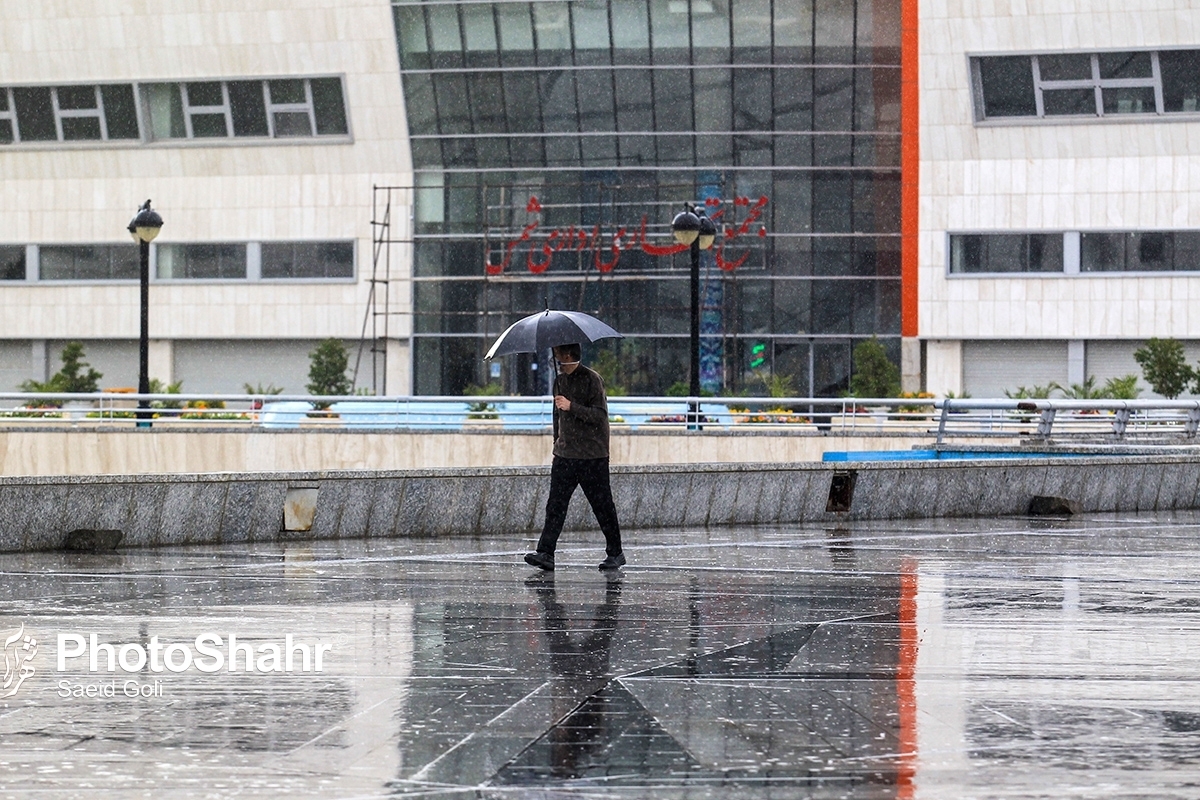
left=1134, top=338, right=1194, bottom=399
left=849, top=337, right=901, bottom=398
left=590, top=350, right=628, bottom=396
left=306, top=339, right=352, bottom=408
left=21, top=341, right=102, bottom=394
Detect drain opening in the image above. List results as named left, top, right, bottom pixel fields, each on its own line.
left=826, top=470, right=857, bottom=513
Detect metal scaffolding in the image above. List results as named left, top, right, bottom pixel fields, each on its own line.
left=357, top=185, right=414, bottom=395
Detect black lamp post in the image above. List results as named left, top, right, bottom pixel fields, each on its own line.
left=127, top=200, right=163, bottom=428
left=671, top=203, right=717, bottom=429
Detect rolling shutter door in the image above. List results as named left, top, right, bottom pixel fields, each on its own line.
left=962, top=340, right=1068, bottom=397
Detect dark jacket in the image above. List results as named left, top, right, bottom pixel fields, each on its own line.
left=552, top=365, right=610, bottom=459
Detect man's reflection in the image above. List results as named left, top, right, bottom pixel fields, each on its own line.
left=529, top=574, right=622, bottom=779
left=826, top=526, right=857, bottom=568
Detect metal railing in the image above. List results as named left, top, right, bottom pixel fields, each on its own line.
left=2, top=392, right=1200, bottom=444
left=0, top=392, right=936, bottom=432
left=934, top=398, right=1200, bottom=444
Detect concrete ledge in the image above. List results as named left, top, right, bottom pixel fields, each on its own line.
left=1, top=454, right=1199, bottom=552
left=0, top=428, right=996, bottom=475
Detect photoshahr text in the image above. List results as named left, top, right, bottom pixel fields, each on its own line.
left=57, top=633, right=332, bottom=673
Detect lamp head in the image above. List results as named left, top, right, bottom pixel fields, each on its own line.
left=696, top=209, right=717, bottom=250
left=671, top=207, right=700, bottom=246
left=129, top=199, right=163, bottom=243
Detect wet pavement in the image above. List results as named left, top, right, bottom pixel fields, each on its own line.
left=2, top=513, right=1200, bottom=798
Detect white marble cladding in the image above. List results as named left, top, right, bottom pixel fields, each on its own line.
left=0, top=0, right=413, bottom=342
left=0, top=283, right=368, bottom=339
left=919, top=0, right=1200, bottom=340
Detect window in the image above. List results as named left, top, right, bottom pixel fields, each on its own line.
left=973, top=49, right=1200, bottom=122
left=1081, top=231, right=1200, bottom=272
left=12, top=88, right=57, bottom=141
left=39, top=245, right=139, bottom=280
left=7, top=241, right=354, bottom=281
left=156, top=243, right=247, bottom=279
left=949, top=234, right=1064, bottom=273
left=977, top=57, right=1036, bottom=118
left=144, top=83, right=186, bottom=139
left=1160, top=50, right=1200, bottom=112
left=951, top=230, right=1200, bottom=274
left=261, top=242, right=354, bottom=279
left=0, top=89, right=14, bottom=144
left=182, top=81, right=232, bottom=138
left=0, top=84, right=139, bottom=143
left=101, top=85, right=141, bottom=139
left=0, top=76, right=348, bottom=145
left=145, top=77, right=348, bottom=141
left=0, top=246, right=25, bottom=280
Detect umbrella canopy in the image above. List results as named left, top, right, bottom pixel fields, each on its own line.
left=485, top=309, right=623, bottom=360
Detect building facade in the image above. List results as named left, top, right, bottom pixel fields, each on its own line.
left=393, top=0, right=904, bottom=397
left=0, top=1, right=412, bottom=395
left=920, top=1, right=1200, bottom=398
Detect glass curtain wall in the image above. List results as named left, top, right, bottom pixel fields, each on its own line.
left=393, top=0, right=901, bottom=396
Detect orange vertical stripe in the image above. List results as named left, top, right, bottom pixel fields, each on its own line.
left=900, top=0, right=920, bottom=338
left=897, top=560, right=919, bottom=798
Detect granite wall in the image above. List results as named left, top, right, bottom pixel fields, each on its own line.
left=2, top=455, right=1199, bottom=552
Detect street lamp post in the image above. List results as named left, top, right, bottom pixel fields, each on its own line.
left=127, top=200, right=163, bottom=428
left=671, top=203, right=717, bottom=429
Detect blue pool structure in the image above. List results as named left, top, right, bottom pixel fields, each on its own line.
left=822, top=449, right=1097, bottom=462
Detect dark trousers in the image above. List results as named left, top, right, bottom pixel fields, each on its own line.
left=536, top=456, right=622, bottom=557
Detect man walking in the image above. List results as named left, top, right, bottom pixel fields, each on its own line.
left=524, top=343, right=625, bottom=571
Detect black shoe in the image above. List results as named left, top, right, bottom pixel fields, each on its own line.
left=598, top=552, right=626, bottom=570
left=524, top=551, right=555, bottom=571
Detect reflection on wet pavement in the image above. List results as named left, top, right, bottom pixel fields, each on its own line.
left=2, top=512, right=1200, bottom=797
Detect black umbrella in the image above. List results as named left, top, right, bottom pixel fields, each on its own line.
left=484, top=309, right=623, bottom=360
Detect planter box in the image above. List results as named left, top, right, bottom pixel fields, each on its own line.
left=298, top=413, right=342, bottom=429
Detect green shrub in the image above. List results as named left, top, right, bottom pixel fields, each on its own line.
left=1051, top=374, right=1143, bottom=400
left=849, top=337, right=900, bottom=399
left=464, top=381, right=502, bottom=419
left=21, top=341, right=102, bottom=394
left=1050, top=376, right=1101, bottom=399
left=149, top=378, right=184, bottom=409
left=755, top=370, right=796, bottom=398
left=1101, top=374, right=1141, bottom=399
left=243, top=382, right=284, bottom=395
left=666, top=381, right=714, bottom=398
left=1004, top=384, right=1055, bottom=399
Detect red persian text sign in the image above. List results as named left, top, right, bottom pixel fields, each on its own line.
left=484, top=195, right=769, bottom=276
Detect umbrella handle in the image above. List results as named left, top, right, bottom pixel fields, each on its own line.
left=549, top=354, right=559, bottom=438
